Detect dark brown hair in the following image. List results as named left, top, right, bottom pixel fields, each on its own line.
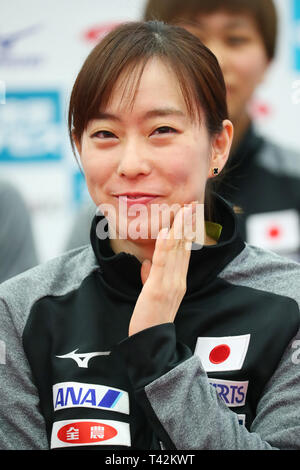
left=68, top=21, right=229, bottom=220
left=143, top=0, right=278, bottom=60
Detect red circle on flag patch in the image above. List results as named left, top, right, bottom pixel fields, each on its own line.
left=209, top=344, right=231, bottom=364
left=268, top=226, right=281, bottom=239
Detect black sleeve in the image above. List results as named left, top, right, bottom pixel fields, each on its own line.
left=115, top=323, right=193, bottom=449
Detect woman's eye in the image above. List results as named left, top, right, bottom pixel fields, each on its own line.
left=91, top=127, right=177, bottom=139
left=152, top=126, right=177, bottom=135
left=92, top=130, right=116, bottom=139
left=227, top=36, right=249, bottom=46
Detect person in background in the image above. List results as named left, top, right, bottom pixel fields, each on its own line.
left=66, top=0, right=300, bottom=261
left=143, top=0, right=300, bottom=261
left=0, top=179, right=38, bottom=283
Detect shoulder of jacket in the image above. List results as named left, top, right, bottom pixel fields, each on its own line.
left=219, top=243, right=300, bottom=309
left=0, top=245, right=98, bottom=332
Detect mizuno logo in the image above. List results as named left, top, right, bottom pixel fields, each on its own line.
left=56, top=349, right=110, bottom=368
left=0, top=25, right=41, bottom=51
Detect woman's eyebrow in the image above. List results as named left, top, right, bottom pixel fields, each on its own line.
left=93, top=108, right=186, bottom=123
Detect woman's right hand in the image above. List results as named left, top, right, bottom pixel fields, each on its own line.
left=128, top=201, right=197, bottom=337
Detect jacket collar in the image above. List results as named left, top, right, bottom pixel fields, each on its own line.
left=90, top=193, right=245, bottom=299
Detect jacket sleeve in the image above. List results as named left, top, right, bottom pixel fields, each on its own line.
left=116, top=323, right=300, bottom=450
left=0, top=297, right=48, bottom=449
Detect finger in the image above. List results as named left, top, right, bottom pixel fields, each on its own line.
left=166, top=206, right=194, bottom=282
left=151, top=227, right=169, bottom=268
left=148, top=203, right=195, bottom=281
left=148, top=206, right=191, bottom=295
left=169, top=202, right=197, bottom=244
left=140, top=259, right=152, bottom=285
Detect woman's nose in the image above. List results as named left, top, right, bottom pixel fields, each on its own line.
left=116, top=140, right=152, bottom=178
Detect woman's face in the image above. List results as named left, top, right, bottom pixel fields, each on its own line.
left=76, top=57, right=230, bottom=242
left=182, top=11, right=270, bottom=123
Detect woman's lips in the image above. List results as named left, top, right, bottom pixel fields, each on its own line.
left=118, top=195, right=158, bottom=206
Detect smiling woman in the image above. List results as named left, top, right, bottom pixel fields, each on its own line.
left=68, top=20, right=233, bottom=264
left=0, top=20, right=300, bottom=451
left=69, top=21, right=231, bottom=231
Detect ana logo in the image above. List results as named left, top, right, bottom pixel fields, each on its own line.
left=0, top=24, right=43, bottom=67
left=51, top=419, right=131, bottom=448
left=56, top=349, right=110, bottom=368
left=53, top=382, right=129, bottom=414
left=194, top=334, right=250, bottom=372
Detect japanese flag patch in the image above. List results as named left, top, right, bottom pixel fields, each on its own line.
left=194, top=334, right=250, bottom=372
left=246, top=209, right=300, bottom=253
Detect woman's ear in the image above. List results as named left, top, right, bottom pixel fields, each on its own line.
left=208, top=120, right=234, bottom=178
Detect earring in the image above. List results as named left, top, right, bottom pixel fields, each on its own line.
left=213, top=168, right=219, bottom=175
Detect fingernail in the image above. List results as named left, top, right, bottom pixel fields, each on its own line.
left=191, top=201, right=198, bottom=213
left=159, top=227, right=169, bottom=239
left=184, top=205, right=193, bottom=214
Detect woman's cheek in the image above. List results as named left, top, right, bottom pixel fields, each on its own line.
left=82, top=152, right=111, bottom=186
left=165, top=164, right=190, bottom=185
left=163, top=146, right=199, bottom=183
